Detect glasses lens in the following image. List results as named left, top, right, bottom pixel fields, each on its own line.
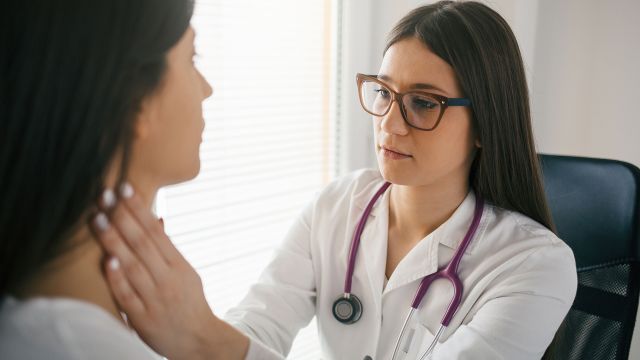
left=360, top=80, right=391, bottom=115
left=403, top=93, right=442, bottom=130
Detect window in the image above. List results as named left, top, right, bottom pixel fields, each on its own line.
left=156, top=1, right=339, bottom=357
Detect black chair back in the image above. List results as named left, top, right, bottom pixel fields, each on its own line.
left=541, top=154, right=640, bottom=359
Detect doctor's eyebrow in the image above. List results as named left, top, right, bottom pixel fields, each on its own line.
left=377, top=74, right=448, bottom=94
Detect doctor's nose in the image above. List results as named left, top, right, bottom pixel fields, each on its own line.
left=379, top=101, right=410, bottom=136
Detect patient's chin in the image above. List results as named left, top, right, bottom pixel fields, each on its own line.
left=175, top=159, right=201, bottom=184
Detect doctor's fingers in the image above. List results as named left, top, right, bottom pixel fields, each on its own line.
left=101, top=188, right=171, bottom=281
left=91, top=213, right=157, bottom=313
left=103, top=256, right=147, bottom=317
left=116, top=185, right=188, bottom=267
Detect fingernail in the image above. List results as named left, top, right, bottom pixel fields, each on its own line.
left=94, top=213, right=110, bottom=231
left=101, top=189, right=116, bottom=208
left=108, top=257, right=120, bottom=271
left=120, top=182, right=134, bottom=199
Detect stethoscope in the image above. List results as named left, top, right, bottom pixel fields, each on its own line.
left=332, top=182, right=484, bottom=360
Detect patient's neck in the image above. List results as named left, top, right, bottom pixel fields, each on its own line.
left=17, top=183, right=157, bottom=324
left=16, top=226, right=124, bottom=322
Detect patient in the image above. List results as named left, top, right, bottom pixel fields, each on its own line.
left=0, top=0, right=212, bottom=358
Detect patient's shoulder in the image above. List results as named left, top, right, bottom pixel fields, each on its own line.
left=0, top=296, right=160, bottom=360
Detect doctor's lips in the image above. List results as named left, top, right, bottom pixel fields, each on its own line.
left=379, top=145, right=412, bottom=160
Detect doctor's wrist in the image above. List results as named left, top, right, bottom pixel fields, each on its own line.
left=192, top=314, right=249, bottom=360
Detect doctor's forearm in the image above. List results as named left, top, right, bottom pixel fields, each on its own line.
left=182, top=315, right=249, bottom=360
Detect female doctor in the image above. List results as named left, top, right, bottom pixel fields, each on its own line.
left=93, top=1, right=577, bottom=359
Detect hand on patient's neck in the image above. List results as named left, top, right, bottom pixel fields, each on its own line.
left=17, top=177, right=158, bottom=325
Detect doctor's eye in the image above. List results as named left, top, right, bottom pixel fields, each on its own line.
left=374, top=88, right=391, bottom=99
left=410, top=96, right=438, bottom=111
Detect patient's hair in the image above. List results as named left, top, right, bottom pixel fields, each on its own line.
left=0, top=0, right=194, bottom=294
left=387, top=2, right=564, bottom=358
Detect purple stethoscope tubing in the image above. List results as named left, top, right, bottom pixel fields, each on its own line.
left=341, top=181, right=484, bottom=326
left=411, top=192, right=483, bottom=326
left=344, top=181, right=392, bottom=294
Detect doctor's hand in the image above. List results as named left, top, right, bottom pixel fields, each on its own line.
left=91, top=183, right=249, bottom=360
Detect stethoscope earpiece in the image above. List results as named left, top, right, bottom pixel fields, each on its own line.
left=332, top=294, right=362, bottom=324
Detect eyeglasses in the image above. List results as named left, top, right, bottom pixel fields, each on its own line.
left=356, top=73, right=472, bottom=131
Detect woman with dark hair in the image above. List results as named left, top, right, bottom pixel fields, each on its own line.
left=92, top=1, right=576, bottom=359
left=0, top=0, right=220, bottom=358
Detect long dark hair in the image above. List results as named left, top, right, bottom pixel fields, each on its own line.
left=0, top=0, right=193, bottom=294
left=386, top=1, right=562, bottom=358
left=386, top=1, right=554, bottom=232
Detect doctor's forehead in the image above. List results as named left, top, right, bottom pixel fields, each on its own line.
left=379, top=37, right=460, bottom=96
left=377, top=74, right=447, bottom=94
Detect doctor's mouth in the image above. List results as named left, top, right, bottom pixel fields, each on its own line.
left=379, top=145, right=413, bottom=160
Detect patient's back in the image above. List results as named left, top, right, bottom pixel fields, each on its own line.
left=0, top=296, right=160, bottom=360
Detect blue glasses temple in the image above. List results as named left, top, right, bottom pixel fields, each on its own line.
left=448, top=98, right=472, bottom=107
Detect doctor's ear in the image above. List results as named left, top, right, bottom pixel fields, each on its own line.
left=474, top=138, right=482, bottom=148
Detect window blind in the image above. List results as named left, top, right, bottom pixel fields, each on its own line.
left=156, top=1, right=339, bottom=358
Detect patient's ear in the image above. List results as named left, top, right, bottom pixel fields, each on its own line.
left=134, top=97, right=156, bottom=139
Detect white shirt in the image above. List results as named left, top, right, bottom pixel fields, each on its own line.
left=228, top=169, right=578, bottom=360
left=0, top=296, right=161, bottom=360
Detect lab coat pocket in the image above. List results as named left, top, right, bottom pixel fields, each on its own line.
left=401, top=323, right=435, bottom=360
left=412, top=323, right=436, bottom=360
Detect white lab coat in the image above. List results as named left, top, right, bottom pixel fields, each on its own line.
left=225, top=169, right=578, bottom=360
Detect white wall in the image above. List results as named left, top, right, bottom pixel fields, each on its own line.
left=338, top=0, right=640, bottom=356
left=531, top=0, right=640, bottom=167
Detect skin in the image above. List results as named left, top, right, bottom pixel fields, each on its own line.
left=129, top=26, right=213, bottom=203
left=92, top=36, right=480, bottom=358
left=19, top=26, right=221, bottom=359
left=375, top=37, right=479, bottom=278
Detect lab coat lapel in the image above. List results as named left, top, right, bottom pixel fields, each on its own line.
left=359, top=190, right=390, bottom=312
left=436, top=190, right=479, bottom=253
left=383, top=232, right=439, bottom=295
left=350, top=180, right=391, bottom=314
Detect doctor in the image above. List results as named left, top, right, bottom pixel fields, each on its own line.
left=93, top=1, right=577, bottom=359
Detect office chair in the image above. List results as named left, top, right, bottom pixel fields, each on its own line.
left=540, top=154, right=640, bottom=359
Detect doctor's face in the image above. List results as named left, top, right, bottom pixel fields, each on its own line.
left=373, top=37, right=478, bottom=188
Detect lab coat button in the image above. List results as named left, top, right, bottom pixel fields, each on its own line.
left=363, top=356, right=373, bottom=360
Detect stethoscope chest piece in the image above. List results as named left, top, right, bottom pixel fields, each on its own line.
left=332, top=294, right=362, bottom=324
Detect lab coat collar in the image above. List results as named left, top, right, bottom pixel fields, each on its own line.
left=433, top=189, right=480, bottom=255
left=352, top=175, right=480, bottom=255
left=352, top=177, right=389, bottom=218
